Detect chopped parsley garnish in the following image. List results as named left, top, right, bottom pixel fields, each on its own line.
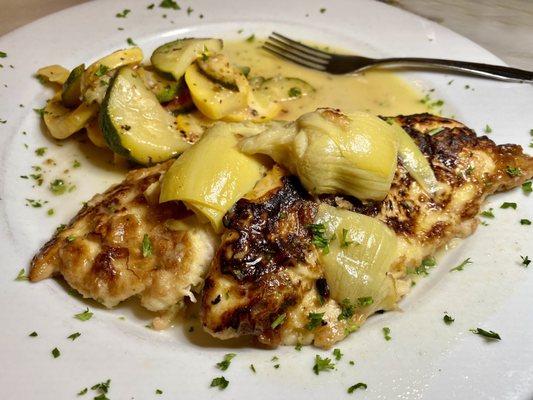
left=505, top=166, right=522, bottom=177
left=245, top=34, right=256, bottom=43
left=26, top=198, right=46, bottom=208
left=340, top=228, right=354, bottom=248
left=216, top=353, right=236, bottom=371
left=349, top=360, right=355, bottom=365
left=51, top=347, right=61, bottom=358
left=522, top=181, right=532, bottom=193
left=68, top=332, right=81, bottom=341
left=348, top=382, right=368, bottom=394
left=142, top=234, right=153, bottom=257
left=147, top=3, right=155, bottom=9
left=427, top=127, right=444, bottom=136
left=484, top=124, right=492, bottom=134
left=77, top=388, right=88, bottom=396
left=319, top=7, right=327, bottom=13
left=450, top=258, right=472, bottom=272
left=500, top=202, right=517, bottom=209
left=47, top=209, right=55, bottom=216
left=115, top=8, right=131, bottom=18
left=443, top=313, right=455, bottom=325
left=93, top=395, right=109, bottom=400
left=480, top=208, right=494, bottom=218
left=66, top=235, right=76, bottom=242
left=126, top=37, right=137, bottom=46
left=295, top=342, right=302, bottom=351
left=414, top=257, right=437, bottom=276
left=156, top=389, right=163, bottom=394
left=56, top=224, right=67, bottom=232
left=520, top=219, right=531, bottom=225
left=210, top=376, right=229, bottom=390
left=288, top=87, right=302, bottom=98
left=338, top=298, right=355, bottom=321
left=470, top=328, right=501, bottom=340
left=521, top=255, right=531, bottom=267
left=95, top=65, right=109, bottom=77
left=306, top=312, right=325, bottom=330
left=159, top=0, right=180, bottom=9
left=250, top=364, right=256, bottom=373
left=312, top=355, right=334, bottom=375
left=332, top=348, right=343, bottom=360
left=382, top=327, right=392, bottom=341
left=271, top=313, right=286, bottom=329
left=0, top=51, right=6, bottom=58
left=15, top=268, right=28, bottom=281
left=74, top=308, right=93, bottom=321
left=35, top=147, right=47, bottom=156
left=91, top=379, right=111, bottom=395
left=273, top=364, right=280, bottom=369
left=50, top=179, right=67, bottom=195
left=29, top=331, right=38, bottom=337
left=357, top=296, right=374, bottom=307
left=73, top=159, right=81, bottom=168
left=187, top=6, right=193, bottom=15
left=308, top=223, right=330, bottom=254
left=33, top=107, right=46, bottom=116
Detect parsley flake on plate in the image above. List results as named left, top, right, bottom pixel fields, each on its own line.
left=68, top=332, right=81, bottom=341
left=77, top=387, right=88, bottom=396
left=115, top=8, right=131, bottom=18
left=312, top=354, right=335, bottom=375
left=250, top=364, right=256, bottom=373
left=15, top=268, right=28, bottom=281
left=443, top=313, right=455, bottom=325
left=348, top=382, right=368, bottom=394
left=155, top=389, right=163, bottom=394
left=35, top=147, right=47, bottom=156
left=51, top=347, right=60, bottom=358
left=0, top=51, right=6, bottom=58
left=74, top=308, right=93, bottom=321
left=520, top=219, right=531, bottom=225
left=450, top=258, right=472, bottom=272
left=245, top=34, right=255, bottom=43
left=480, top=208, right=494, bottom=218
left=126, top=37, right=137, bottom=46
left=216, top=353, right=236, bottom=371
left=159, top=0, right=180, bottom=9
left=521, top=255, right=531, bottom=267
left=522, top=181, right=532, bottom=193
left=470, top=328, right=501, bottom=340
left=500, top=202, right=517, bottom=209
left=29, top=331, right=38, bottom=337
left=484, top=124, right=492, bottom=134
left=333, top=348, right=343, bottom=360
left=382, top=327, right=392, bottom=341
left=210, top=376, right=229, bottom=390
left=91, top=379, right=111, bottom=394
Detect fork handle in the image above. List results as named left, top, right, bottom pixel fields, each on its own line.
left=375, top=57, right=533, bottom=82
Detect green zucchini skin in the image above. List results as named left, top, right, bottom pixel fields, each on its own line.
left=61, top=64, right=85, bottom=108
left=99, top=70, right=131, bottom=159
left=99, top=66, right=191, bottom=165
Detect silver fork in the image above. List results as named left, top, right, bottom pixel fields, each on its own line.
left=263, top=32, right=533, bottom=83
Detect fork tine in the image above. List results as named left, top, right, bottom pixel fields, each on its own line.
left=267, top=36, right=330, bottom=64
left=272, top=32, right=332, bottom=58
left=263, top=41, right=328, bottom=69
left=262, top=44, right=326, bottom=71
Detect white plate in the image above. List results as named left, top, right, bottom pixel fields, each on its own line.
left=1, top=1, right=532, bottom=399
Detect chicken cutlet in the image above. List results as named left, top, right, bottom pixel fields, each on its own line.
left=201, top=113, right=533, bottom=348
left=30, top=160, right=217, bottom=329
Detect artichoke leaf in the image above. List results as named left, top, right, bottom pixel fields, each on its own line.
left=36, top=65, right=70, bottom=85
left=43, top=94, right=99, bottom=139
left=314, top=204, right=399, bottom=312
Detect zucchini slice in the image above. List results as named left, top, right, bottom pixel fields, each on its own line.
left=137, top=67, right=180, bottom=103
left=100, top=66, right=191, bottom=165
left=151, top=38, right=223, bottom=81
left=259, top=77, right=315, bottom=102
left=61, top=64, right=84, bottom=108
left=197, top=54, right=241, bottom=89
left=184, top=63, right=249, bottom=120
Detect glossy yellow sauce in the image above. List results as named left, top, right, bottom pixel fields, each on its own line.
left=223, top=40, right=428, bottom=120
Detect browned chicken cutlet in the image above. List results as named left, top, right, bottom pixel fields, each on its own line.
left=201, top=113, right=533, bottom=348
left=30, top=161, right=217, bottom=328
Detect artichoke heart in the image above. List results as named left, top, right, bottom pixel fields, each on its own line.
left=314, top=204, right=399, bottom=311
left=240, top=109, right=399, bottom=200
left=159, top=122, right=267, bottom=232
left=388, top=120, right=440, bottom=195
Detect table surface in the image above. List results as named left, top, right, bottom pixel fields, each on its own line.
left=0, top=0, right=532, bottom=69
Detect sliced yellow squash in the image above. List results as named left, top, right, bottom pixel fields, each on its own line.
left=43, top=94, right=98, bottom=139
left=36, top=65, right=70, bottom=84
